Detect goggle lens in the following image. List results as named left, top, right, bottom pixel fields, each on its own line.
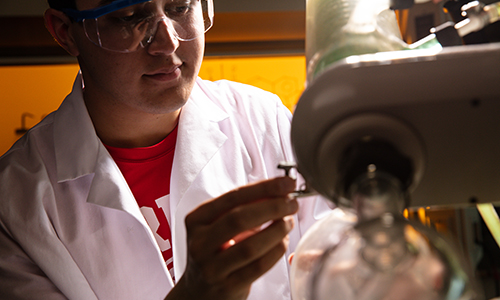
left=79, top=0, right=213, bottom=52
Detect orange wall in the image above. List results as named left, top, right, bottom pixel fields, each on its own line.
left=198, top=56, right=306, bottom=110
left=0, top=64, right=80, bottom=156
left=0, top=55, right=306, bottom=155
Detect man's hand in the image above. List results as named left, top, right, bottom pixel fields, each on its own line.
left=166, top=177, right=298, bottom=300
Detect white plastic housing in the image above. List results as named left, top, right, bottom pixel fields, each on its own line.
left=291, top=43, right=500, bottom=208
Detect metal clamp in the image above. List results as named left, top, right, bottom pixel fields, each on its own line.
left=277, top=161, right=318, bottom=198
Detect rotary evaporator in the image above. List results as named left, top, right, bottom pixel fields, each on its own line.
left=287, top=0, right=500, bottom=299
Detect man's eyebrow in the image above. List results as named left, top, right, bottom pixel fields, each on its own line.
left=97, top=0, right=118, bottom=7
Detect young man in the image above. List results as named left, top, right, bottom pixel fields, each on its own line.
left=0, top=0, right=327, bottom=299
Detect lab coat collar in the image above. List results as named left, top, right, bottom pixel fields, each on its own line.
left=53, top=74, right=229, bottom=213
left=54, top=75, right=228, bottom=186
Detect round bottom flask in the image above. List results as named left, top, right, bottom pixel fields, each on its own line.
left=291, top=212, right=480, bottom=300
left=290, top=207, right=357, bottom=300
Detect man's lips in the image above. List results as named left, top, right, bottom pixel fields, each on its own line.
left=144, top=65, right=181, bottom=81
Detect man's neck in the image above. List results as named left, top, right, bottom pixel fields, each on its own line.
left=83, top=93, right=181, bottom=148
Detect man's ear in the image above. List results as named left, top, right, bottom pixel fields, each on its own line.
left=44, top=8, right=80, bottom=57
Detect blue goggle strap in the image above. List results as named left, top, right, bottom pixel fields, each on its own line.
left=61, top=0, right=152, bottom=22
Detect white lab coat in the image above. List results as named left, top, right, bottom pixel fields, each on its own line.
left=0, top=74, right=328, bottom=300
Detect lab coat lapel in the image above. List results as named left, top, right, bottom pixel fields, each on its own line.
left=169, top=83, right=228, bottom=210
left=53, top=73, right=150, bottom=229
left=170, top=81, right=228, bottom=277
left=85, top=143, right=147, bottom=224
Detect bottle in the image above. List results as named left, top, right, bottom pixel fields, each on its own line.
left=305, top=0, right=407, bottom=82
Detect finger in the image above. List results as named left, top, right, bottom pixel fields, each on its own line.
left=211, top=216, right=295, bottom=279
left=225, top=234, right=291, bottom=290
left=207, top=197, right=298, bottom=251
left=187, top=177, right=296, bottom=225
left=187, top=197, right=297, bottom=262
left=221, top=227, right=260, bottom=251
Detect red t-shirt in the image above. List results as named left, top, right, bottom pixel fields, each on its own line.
left=104, top=126, right=178, bottom=281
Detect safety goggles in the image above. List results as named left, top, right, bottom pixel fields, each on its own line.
left=61, top=0, right=214, bottom=53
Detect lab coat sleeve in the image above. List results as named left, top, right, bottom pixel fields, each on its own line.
left=0, top=141, right=68, bottom=300
left=0, top=123, right=100, bottom=300
left=0, top=225, right=68, bottom=300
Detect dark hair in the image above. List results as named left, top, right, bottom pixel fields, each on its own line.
left=47, top=0, right=77, bottom=10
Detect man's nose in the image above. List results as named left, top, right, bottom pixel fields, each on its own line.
left=147, top=18, right=180, bottom=55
